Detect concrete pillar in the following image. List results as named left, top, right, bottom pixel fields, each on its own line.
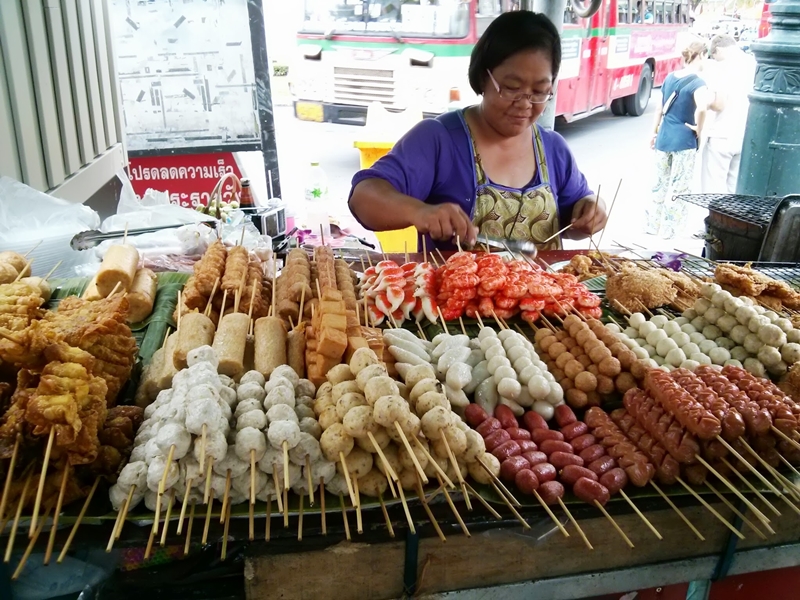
left=737, top=0, right=800, bottom=197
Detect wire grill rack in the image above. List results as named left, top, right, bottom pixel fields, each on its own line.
left=676, top=194, right=782, bottom=227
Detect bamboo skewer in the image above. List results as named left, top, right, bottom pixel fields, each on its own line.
left=596, top=179, right=622, bottom=250
left=199, top=424, right=208, bottom=472
left=354, top=477, right=363, bottom=534
left=177, top=479, right=193, bottom=534
left=220, top=470, right=232, bottom=524
left=221, top=504, right=231, bottom=560
left=297, top=494, right=304, bottom=542
left=31, top=428, right=56, bottom=535
left=0, top=439, right=19, bottom=531
left=23, top=240, right=42, bottom=258
left=272, top=468, right=284, bottom=514
left=532, top=490, right=569, bottom=537
left=397, top=479, right=416, bottom=534
left=204, top=277, right=220, bottom=317
left=249, top=499, right=255, bottom=542
left=478, top=459, right=520, bottom=506
left=695, top=455, right=771, bottom=525
left=556, top=498, right=592, bottom=549
left=378, top=492, right=395, bottom=538
left=465, top=483, right=502, bottom=520
left=650, top=481, right=705, bottom=541
left=705, top=481, right=767, bottom=540
left=108, top=488, right=131, bottom=552
left=369, top=432, right=400, bottom=487
left=5, top=472, right=32, bottom=562
left=12, top=259, right=33, bottom=283
left=415, top=475, right=445, bottom=543
left=715, top=437, right=784, bottom=497
left=676, top=477, right=745, bottom=539
left=594, top=500, right=634, bottom=548
left=251, top=451, right=259, bottom=506
left=144, top=529, right=156, bottom=560
left=12, top=503, right=52, bottom=580
left=395, top=423, right=429, bottom=485
left=772, top=425, right=800, bottom=453
left=320, top=480, right=327, bottom=535
left=722, top=457, right=781, bottom=517
left=202, top=491, right=215, bottom=545
left=305, top=455, right=315, bottom=506
left=438, top=475, right=469, bottom=537
left=58, top=477, right=99, bottom=563
left=160, top=489, right=176, bottom=546
left=265, top=495, right=273, bottom=542
left=542, top=223, right=574, bottom=244
left=411, top=435, right=451, bottom=488
left=620, top=490, right=661, bottom=540
left=283, top=488, right=289, bottom=529
left=184, top=501, right=196, bottom=556
left=44, top=465, right=71, bottom=564
left=204, top=457, right=214, bottom=503
left=116, top=485, right=136, bottom=540
left=152, top=488, right=163, bottom=536
left=489, top=479, right=529, bottom=530
left=159, top=444, right=176, bottom=495
left=339, top=494, right=351, bottom=541
left=340, top=452, right=357, bottom=505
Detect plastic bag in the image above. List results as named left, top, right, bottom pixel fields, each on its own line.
left=100, top=170, right=210, bottom=233
left=0, top=176, right=101, bottom=278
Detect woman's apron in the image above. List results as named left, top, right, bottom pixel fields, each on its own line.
left=463, top=115, right=562, bottom=251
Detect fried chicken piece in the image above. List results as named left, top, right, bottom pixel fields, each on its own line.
left=660, top=270, right=701, bottom=308
left=221, top=246, right=249, bottom=293
left=715, top=263, right=800, bottom=310
left=193, top=239, right=227, bottom=296
left=181, top=277, right=207, bottom=312
left=606, top=265, right=678, bottom=312
left=0, top=378, right=37, bottom=459
left=240, top=260, right=268, bottom=318
left=715, top=263, right=771, bottom=296
left=0, top=282, right=45, bottom=331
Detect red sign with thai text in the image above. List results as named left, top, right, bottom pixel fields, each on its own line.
left=127, top=153, right=243, bottom=209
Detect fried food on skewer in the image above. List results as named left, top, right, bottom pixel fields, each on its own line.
left=715, top=263, right=800, bottom=310
left=606, top=264, right=678, bottom=312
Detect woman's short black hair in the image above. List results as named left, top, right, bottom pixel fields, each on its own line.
left=468, top=11, right=562, bottom=95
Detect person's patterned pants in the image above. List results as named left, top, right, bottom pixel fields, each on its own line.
left=646, top=149, right=696, bottom=239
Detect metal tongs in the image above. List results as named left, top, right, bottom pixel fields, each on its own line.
left=475, top=234, right=539, bottom=257
left=70, top=221, right=216, bottom=251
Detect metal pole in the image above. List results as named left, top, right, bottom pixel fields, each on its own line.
left=530, top=0, right=568, bottom=130
left=736, top=0, right=800, bottom=197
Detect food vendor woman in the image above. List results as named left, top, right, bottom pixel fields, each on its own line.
left=348, top=11, right=608, bottom=251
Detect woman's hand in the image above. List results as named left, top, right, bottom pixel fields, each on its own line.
left=410, top=202, right=478, bottom=246
left=650, top=133, right=657, bottom=150
left=570, top=196, right=608, bottom=236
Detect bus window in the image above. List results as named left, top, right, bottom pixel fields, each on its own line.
left=619, top=1, right=631, bottom=24
left=564, top=2, right=579, bottom=24
left=635, top=0, right=654, bottom=23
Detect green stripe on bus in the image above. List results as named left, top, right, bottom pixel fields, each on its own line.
left=298, top=27, right=634, bottom=55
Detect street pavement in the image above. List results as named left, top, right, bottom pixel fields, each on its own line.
left=240, top=94, right=706, bottom=257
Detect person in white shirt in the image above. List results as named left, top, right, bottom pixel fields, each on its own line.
left=698, top=34, right=757, bottom=194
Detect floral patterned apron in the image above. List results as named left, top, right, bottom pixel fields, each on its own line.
left=462, top=114, right=562, bottom=251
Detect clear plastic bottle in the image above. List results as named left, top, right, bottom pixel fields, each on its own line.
left=304, top=161, right=332, bottom=241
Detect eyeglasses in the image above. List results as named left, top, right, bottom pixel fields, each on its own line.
left=486, top=69, right=554, bottom=104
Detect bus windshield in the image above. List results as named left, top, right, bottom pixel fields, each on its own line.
left=301, top=0, right=470, bottom=38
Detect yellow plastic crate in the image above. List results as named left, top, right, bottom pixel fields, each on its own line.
left=354, top=140, right=418, bottom=253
